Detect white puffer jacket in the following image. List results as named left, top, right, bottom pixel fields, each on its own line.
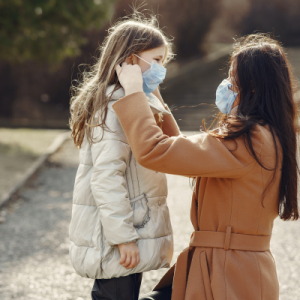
left=69, top=85, right=174, bottom=279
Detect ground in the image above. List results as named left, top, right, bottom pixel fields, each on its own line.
left=0, top=139, right=299, bottom=300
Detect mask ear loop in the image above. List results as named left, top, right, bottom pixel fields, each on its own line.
left=134, top=54, right=151, bottom=65
left=228, top=82, right=240, bottom=95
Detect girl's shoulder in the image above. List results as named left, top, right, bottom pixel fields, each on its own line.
left=93, top=108, right=128, bottom=144
left=106, top=85, right=126, bottom=115
left=89, top=86, right=127, bottom=141
left=106, top=85, right=125, bottom=103
left=106, top=84, right=171, bottom=116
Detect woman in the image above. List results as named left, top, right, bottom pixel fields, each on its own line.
left=113, top=34, right=299, bottom=300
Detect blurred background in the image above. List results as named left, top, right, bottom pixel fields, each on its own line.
left=0, top=0, right=299, bottom=130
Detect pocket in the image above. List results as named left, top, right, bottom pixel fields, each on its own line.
left=130, top=194, right=150, bottom=229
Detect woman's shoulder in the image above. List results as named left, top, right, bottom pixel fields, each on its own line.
left=254, top=123, right=281, bottom=157
left=231, top=123, right=280, bottom=164
left=252, top=123, right=275, bottom=147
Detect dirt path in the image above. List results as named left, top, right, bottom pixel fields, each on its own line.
left=0, top=139, right=299, bottom=300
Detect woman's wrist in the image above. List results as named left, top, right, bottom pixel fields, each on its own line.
left=124, top=84, right=143, bottom=96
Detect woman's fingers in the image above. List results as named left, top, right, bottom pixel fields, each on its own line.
left=115, top=61, right=143, bottom=95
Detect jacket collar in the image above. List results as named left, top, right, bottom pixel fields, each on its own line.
left=106, top=85, right=170, bottom=115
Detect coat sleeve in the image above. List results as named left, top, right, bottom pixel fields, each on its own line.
left=112, top=92, right=262, bottom=178
left=152, top=89, right=181, bottom=137
left=90, top=126, right=140, bottom=246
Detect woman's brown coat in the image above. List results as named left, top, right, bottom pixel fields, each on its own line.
left=112, top=92, right=281, bottom=300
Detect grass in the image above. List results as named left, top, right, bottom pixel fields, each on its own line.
left=0, top=128, right=65, bottom=196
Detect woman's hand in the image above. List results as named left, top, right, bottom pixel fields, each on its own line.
left=118, top=241, right=140, bottom=269
left=115, top=62, right=143, bottom=96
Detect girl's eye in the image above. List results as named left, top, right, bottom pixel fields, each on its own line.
left=155, top=59, right=160, bottom=62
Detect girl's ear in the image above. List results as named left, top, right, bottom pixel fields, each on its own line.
left=124, top=55, right=135, bottom=65
left=132, top=54, right=138, bottom=65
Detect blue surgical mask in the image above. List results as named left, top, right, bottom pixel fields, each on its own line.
left=215, top=79, right=238, bottom=114
left=134, top=54, right=166, bottom=95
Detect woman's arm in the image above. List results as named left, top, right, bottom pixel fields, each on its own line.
left=112, top=92, right=258, bottom=178
left=152, top=88, right=181, bottom=137
left=113, top=63, right=262, bottom=178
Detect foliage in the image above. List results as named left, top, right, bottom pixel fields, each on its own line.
left=0, top=0, right=116, bottom=63
left=0, top=0, right=221, bottom=121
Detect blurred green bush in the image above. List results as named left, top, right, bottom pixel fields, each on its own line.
left=0, top=0, right=221, bottom=126
left=0, top=0, right=116, bottom=64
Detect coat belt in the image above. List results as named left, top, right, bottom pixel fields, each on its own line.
left=170, top=226, right=271, bottom=300
left=190, top=226, right=271, bottom=251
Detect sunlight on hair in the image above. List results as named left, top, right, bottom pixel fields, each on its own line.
left=69, top=10, right=174, bottom=149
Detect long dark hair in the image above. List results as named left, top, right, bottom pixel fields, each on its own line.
left=207, top=34, right=299, bottom=221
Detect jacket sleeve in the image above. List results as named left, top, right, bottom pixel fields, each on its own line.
left=90, top=126, right=140, bottom=246
left=112, top=92, right=262, bottom=178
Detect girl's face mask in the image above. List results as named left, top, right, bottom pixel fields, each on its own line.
left=215, top=79, right=239, bottom=114
left=134, top=54, right=167, bottom=95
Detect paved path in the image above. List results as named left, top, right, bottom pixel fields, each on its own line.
left=0, top=139, right=299, bottom=300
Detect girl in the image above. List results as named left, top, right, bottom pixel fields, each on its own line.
left=69, top=17, right=179, bottom=300
left=114, top=34, right=299, bottom=300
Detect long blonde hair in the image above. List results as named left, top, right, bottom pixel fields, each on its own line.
left=70, top=14, right=174, bottom=148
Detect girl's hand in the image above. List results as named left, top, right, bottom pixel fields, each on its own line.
left=115, top=62, right=143, bottom=96
left=118, top=242, right=140, bottom=269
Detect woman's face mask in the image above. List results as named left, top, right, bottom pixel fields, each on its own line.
left=134, top=54, right=167, bottom=95
left=215, top=79, right=239, bottom=114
